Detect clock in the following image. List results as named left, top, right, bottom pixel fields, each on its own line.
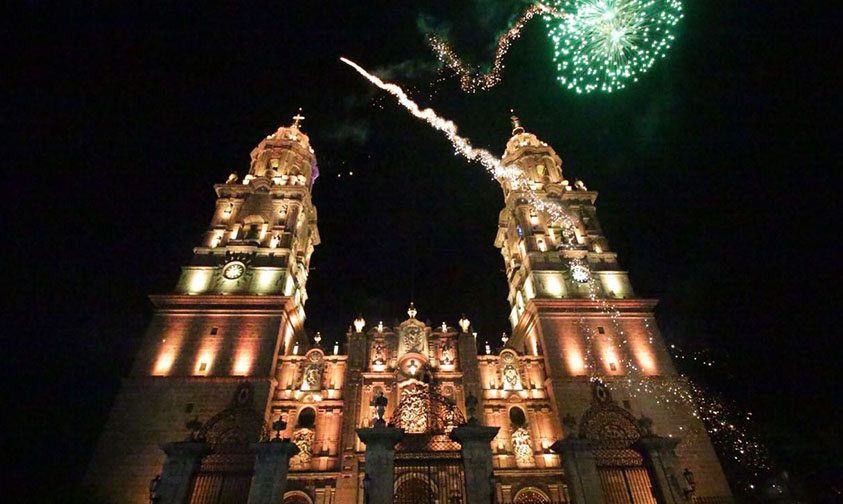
left=222, top=261, right=246, bottom=280
left=571, top=263, right=590, bottom=283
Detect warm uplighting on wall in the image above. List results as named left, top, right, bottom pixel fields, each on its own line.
left=233, top=350, right=253, bottom=376
left=635, top=350, right=657, bottom=375
left=230, top=226, right=240, bottom=240
left=603, top=348, right=619, bottom=374
left=256, top=269, right=278, bottom=293
left=566, top=348, right=586, bottom=375
left=537, top=238, right=547, bottom=252
left=154, top=350, right=176, bottom=376
left=259, top=223, right=268, bottom=241
left=188, top=269, right=211, bottom=294
left=543, top=274, right=564, bottom=298
left=524, top=277, right=536, bottom=300
left=600, top=273, right=626, bottom=298
left=210, top=232, right=223, bottom=248
left=292, top=342, right=299, bottom=355
left=284, top=275, right=295, bottom=296
left=195, top=356, right=213, bottom=375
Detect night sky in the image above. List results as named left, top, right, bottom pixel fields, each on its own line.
left=4, top=1, right=839, bottom=502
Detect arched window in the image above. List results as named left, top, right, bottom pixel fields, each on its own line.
left=297, top=407, right=316, bottom=428
left=509, top=406, right=527, bottom=428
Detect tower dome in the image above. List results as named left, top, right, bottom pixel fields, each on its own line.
left=248, top=110, right=319, bottom=187
left=502, top=114, right=564, bottom=185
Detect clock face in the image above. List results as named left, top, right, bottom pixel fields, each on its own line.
left=571, top=264, right=590, bottom=283
left=222, top=261, right=246, bottom=280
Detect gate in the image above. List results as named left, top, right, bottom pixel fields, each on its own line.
left=594, top=448, right=657, bottom=504
left=394, top=451, right=466, bottom=504
left=187, top=383, right=269, bottom=504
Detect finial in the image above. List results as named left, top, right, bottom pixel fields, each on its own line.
left=510, top=109, right=525, bottom=135
left=291, top=107, right=305, bottom=129
left=458, top=315, right=471, bottom=333
left=353, top=316, right=366, bottom=333
left=314, top=332, right=322, bottom=345
left=501, top=332, right=509, bottom=345
left=407, top=302, right=417, bottom=319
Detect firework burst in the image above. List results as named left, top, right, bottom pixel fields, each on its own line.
left=546, top=0, right=684, bottom=93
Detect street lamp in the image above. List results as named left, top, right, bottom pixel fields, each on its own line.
left=683, top=468, right=696, bottom=499
left=363, top=473, right=371, bottom=504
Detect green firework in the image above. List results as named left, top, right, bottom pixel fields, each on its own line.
left=545, top=0, right=684, bottom=93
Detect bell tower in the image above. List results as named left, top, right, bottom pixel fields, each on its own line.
left=493, top=117, right=733, bottom=501
left=86, top=113, right=320, bottom=503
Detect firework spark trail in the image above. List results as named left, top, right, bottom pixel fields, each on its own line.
left=341, top=57, right=502, bottom=173
left=429, top=3, right=567, bottom=93
left=340, top=56, right=578, bottom=231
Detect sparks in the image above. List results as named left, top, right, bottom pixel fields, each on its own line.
left=428, top=3, right=567, bottom=93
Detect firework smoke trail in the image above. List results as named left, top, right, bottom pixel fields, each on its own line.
left=429, top=3, right=567, bottom=92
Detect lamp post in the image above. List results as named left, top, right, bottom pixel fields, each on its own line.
left=363, top=472, right=371, bottom=504
left=148, top=474, right=161, bottom=503
left=683, top=468, right=696, bottom=500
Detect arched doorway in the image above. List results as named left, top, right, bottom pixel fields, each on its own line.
left=394, top=474, right=436, bottom=503
left=283, top=490, right=313, bottom=504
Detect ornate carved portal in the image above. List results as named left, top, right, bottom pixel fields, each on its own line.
left=390, top=384, right=466, bottom=434
left=580, top=381, right=657, bottom=504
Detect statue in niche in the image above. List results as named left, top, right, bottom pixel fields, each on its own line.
left=290, top=428, right=314, bottom=468
left=441, top=342, right=454, bottom=365
left=512, top=426, right=535, bottom=467
left=302, top=353, right=323, bottom=391
left=372, top=342, right=386, bottom=365
left=372, top=390, right=388, bottom=425
left=503, top=365, right=519, bottom=386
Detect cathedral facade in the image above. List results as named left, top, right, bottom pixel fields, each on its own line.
left=86, top=116, right=733, bottom=504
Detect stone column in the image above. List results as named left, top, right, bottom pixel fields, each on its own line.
left=450, top=422, right=500, bottom=504
left=551, top=438, right=605, bottom=504
left=155, top=440, right=210, bottom=504
left=247, top=439, right=300, bottom=504
left=635, top=436, right=688, bottom=504
left=356, top=425, right=404, bottom=504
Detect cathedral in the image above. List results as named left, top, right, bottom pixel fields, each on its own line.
left=85, top=114, right=734, bottom=504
